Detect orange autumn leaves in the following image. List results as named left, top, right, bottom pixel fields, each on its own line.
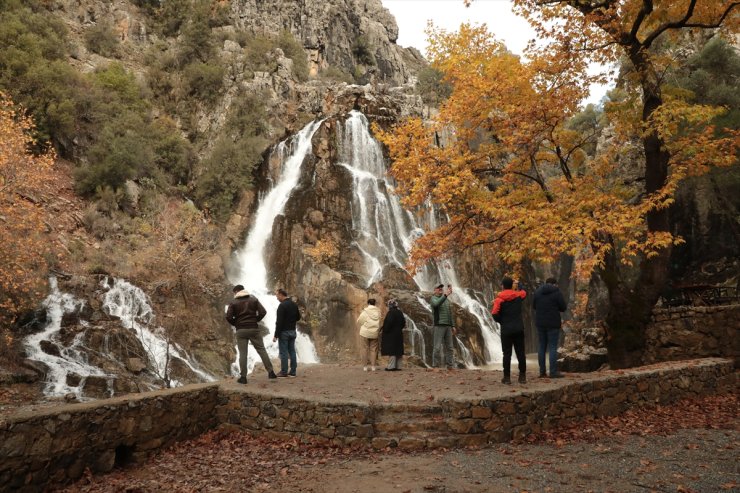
left=0, top=93, right=56, bottom=327
left=375, top=15, right=738, bottom=277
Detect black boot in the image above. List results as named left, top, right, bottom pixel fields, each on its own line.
left=501, top=375, right=511, bottom=385
left=518, top=373, right=527, bottom=384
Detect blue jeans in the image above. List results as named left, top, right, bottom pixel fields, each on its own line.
left=538, top=327, right=560, bottom=376
left=278, top=330, right=297, bottom=375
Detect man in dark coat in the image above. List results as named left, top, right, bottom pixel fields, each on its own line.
left=225, top=285, right=277, bottom=383
left=491, top=277, right=527, bottom=384
left=272, top=288, right=301, bottom=377
left=380, top=298, right=406, bottom=371
left=533, top=277, right=568, bottom=378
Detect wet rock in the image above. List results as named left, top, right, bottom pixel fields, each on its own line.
left=125, top=358, right=146, bottom=374
left=39, top=340, right=62, bottom=357
left=66, top=373, right=82, bottom=387
left=82, top=376, right=111, bottom=399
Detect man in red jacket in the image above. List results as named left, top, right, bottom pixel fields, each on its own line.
left=491, top=277, right=527, bottom=384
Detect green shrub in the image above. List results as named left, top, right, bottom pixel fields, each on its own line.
left=84, top=21, right=120, bottom=58
left=244, top=34, right=278, bottom=74
left=178, top=0, right=215, bottom=62
left=277, top=30, right=309, bottom=81
left=352, top=35, right=376, bottom=66
left=194, top=135, right=266, bottom=222
left=193, top=93, right=269, bottom=221
left=182, top=61, right=225, bottom=101
left=157, top=0, right=190, bottom=37
left=416, top=66, right=452, bottom=106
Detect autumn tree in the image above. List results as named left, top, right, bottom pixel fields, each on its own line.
left=0, top=93, right=56, bottom=333
left=377, top=1, right=739, bottom=368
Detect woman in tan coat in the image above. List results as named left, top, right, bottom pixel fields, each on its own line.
left=357, top=298, right=381, bottom=371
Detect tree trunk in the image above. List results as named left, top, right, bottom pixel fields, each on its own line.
left=600, top=71, right=673, bottom=368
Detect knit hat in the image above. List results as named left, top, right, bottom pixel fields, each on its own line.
left=386, top=298, right=398, bottom=308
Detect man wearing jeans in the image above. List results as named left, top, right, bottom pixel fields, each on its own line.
left=226, top=285, right=277, bottom=383
left=430, top=283, right=456, bottom=369
left=273, top=288, right=300, bottom=377
left=533, top=278, right=567, bottom=378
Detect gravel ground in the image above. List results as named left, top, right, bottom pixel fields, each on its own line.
left=272, top=428, right=738, bottom=493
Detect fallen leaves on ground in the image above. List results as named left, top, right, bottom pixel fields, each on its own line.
left=525, top=393, right=738, bottom=444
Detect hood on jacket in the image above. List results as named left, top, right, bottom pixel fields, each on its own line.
left=536, top=284, right=559, bottom=296
left=363, top=305, right=381, bottom=320
left=234, top=290, right=250, bottom=298
left=495, top=289, right=526, bottom=302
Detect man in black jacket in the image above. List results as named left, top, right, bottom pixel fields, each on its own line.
left=533, top=278, right=568, bottom=378
left=225, top=285, right=277, bottom=383
left=273, top=288, right=301, bottom=377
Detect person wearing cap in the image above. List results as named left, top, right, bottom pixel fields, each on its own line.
left=225, top=285, right=277, bottom=384
left=533, top=277, right=567, bottom=378
left=491, top=277, right=527, bottom=384
left=430, top=283, right=456, bottom=369
left=380, top=298, right=406, bottom=371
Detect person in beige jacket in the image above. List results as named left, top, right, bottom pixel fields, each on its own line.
left=357, top=298, right=381, bottom=371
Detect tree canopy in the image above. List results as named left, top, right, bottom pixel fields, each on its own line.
left=0, top=93, right=57, bottom=328
left=377, top=0, right=739, bottom=366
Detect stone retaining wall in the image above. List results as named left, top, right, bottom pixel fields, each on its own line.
left=1, top=360, right=736, bottom=492
left=644, top=304, right=740, bottom=365
left=0, top=384, right=219, bottom=492
left=216, top=359, right=736, bottom=450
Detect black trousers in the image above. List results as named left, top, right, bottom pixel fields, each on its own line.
left=501, top=331, right=526, bottom=377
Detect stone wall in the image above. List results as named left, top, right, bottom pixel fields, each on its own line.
left=644, top=304, right=740, bottom=365
left=215, top=359, right=736, bottom=449
left=0, top=384, right=219, bottom=492
left=1, top=360, right=736, bottom=492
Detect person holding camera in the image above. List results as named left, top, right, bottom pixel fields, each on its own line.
left=430, top=283, right=457, bottom=369
left=491, top=277, right=527, bottom=384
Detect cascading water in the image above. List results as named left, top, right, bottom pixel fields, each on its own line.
left=24, top=277, right=109, bottom=397
left=101, top=278, right=215, bottom=385
left=24, top=277, right=215, bottom=398
left=339, top=111, right=501, bottom=365
left=230, top=119, right=322, bottom=374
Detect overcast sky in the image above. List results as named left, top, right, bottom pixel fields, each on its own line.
left=381, top=0, right=609, bottom=106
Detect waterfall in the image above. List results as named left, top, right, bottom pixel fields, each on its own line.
left=340, top=111, right=502, bottom=365
left=403, top=315, right=426, bottom=361
left=24, top=277, right=108, bottom=397
left=101, top=278, right=215, bottom=385
left=231, top=119, right=322, bottom=374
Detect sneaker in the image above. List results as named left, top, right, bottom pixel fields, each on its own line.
left=268, top=371, right=277, bottom=379
left=539, top=372, right=547, bottom=378
left=501, top=376, right=511, bottom=385
left=276, top=372, right=289, bottom=378
left=371, top=366, right=377, bottom=371
left=237, top=376, right=247, bottom=384
left=288, top=373, right=296, bottom=378
left=363, top=366, right=368, bottom=372
left=550, top=373, right=565, bottom=378
left=518, top=374, right=527, bottom=384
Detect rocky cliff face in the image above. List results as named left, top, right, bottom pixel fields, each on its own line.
left=229, top=0, right=424, bottom=85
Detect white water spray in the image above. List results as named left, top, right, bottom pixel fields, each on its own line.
left=101, top=278, right=215, bottom=385
left=231, top=119, right=323, bottom=373
left=24, top=277, right=109, bottom=397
